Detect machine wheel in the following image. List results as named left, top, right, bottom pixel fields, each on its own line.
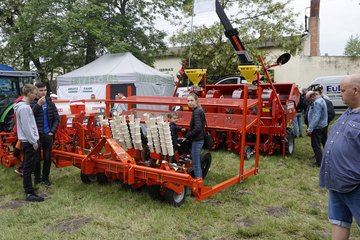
left=244, top=145, right=252, bottom=160
left=80, top=173, right=97, bottom=184
left=148, top=185, right=164, bottom=200
left=200, top=151, right=212, bottom=179
left=164, top=186, right=187, bottom=207
left=1, top=109, right=15, bottom=132
left=97, top=173, right=109, bottom=185
left=284, top=128, right=295, bottom=155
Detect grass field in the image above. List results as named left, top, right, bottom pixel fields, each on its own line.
left=0, top=135, right=359, bottom=240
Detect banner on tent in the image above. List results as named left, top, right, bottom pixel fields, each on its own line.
left=56, top=84, right=107, bottom=115
left=57, top=84, right=106, bottom=100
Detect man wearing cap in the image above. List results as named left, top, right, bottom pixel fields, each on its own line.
left=306, top=90, right=328, bottom=167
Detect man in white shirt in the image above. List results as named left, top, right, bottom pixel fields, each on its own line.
left=111, top=93, right=127, bottom=116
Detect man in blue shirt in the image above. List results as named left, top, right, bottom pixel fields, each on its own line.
left=31, top=82, right=59, bottom=187
left=319, top=74, right=360, bottom=239
left=306, top=91, right=328, bottom=167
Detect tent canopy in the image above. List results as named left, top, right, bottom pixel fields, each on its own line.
left=56, top=52, right=173, bottom=87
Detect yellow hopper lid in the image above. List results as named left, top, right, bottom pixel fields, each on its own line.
left=185, top=69, right=207, bottom=86
left=238, top=65, right=260, bottom=84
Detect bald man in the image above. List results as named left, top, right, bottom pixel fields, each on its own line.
left=319, top=74, right=360, bottom=240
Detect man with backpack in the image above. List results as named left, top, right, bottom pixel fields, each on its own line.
left=305, top=91, right=328, bottom=167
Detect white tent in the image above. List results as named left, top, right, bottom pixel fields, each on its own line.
left=56, top=52, right=174, bottom=99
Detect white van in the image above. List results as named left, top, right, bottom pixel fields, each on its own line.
left=307, top=75, right=347, bottom=110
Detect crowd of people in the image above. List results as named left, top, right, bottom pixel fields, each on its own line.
left=14, top=83, right=59, bottom=202
left=292, top=75, right=359, bottom=239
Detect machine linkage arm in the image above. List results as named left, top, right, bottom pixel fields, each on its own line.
left=215, top=0, right=253, bottom=65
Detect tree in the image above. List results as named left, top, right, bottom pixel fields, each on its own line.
left=0, top=0, right=187, bottom=82
left=344, top=34, right=360, bottom=57
left=170, top=0, right=303, bottom=81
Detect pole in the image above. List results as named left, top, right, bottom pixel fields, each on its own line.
left=188, top=1, right=195, bottom=68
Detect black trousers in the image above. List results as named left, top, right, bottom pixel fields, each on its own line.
left=21, top=142, right=37, bottom=194
left=311, top=126, right=328, bottom=166
left=34, top=134, right=54, bottom=182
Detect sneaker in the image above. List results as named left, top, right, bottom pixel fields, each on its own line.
left=14, top=167, right=23, bottom=177
left=25, top=193, right=44, bottom=202
left=34, top=179, right=42, bottom=185
left=43, top=180, right=52, bottom=187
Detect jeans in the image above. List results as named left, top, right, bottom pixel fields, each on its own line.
left=311, top=126, right=328, bottom=166
left=292, top=112, right=303, bottom=137
left=21, top=142, right=37, bottom=194
left=35, top=133, right=54, bottom=182
left=191, top=139, right=204, bottom=178
left=328, top=186, right=360, bottom=228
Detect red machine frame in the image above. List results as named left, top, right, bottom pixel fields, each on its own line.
left=44, top=84, right=262, bottom=206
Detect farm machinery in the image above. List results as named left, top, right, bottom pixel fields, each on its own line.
left=178, top=54, right=299, bottom=159
left=174, top=0, right=300, bottom=158
left=50, top=90, right=262, bottom=206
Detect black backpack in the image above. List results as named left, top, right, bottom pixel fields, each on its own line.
left=323, top=97, right=335, bottom=124
left=304, top=97, right=335, bottom=125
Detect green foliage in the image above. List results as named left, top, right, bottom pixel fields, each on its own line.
left=170, top=0, right=303, bottom=80
left=0, top=0, right=186, bottom=81
left=344, top=34, right=360, bottom=57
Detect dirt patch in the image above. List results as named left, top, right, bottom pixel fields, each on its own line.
left=266, top=207, right=288, bottom=218
left=203, top=198, right=222, bottom=206
left=235, top=218, right=255, bottom=228
left=233, top=189, right=251, bottom=195
left=0, top=200, right=28, bottom=209
left=311, top=202, right=327, bottom=212
left=50, top=217, right=92, bottom=233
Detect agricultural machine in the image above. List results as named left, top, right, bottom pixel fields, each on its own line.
left=175, top=0, right=299, bottom=158
left=177, top=54, right=298, bottom=159
left=49, top=92, right=262, bottom=206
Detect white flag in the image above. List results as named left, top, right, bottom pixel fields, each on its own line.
left=194, top=0, right=216, bottom=14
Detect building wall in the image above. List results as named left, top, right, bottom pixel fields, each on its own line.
left=154, top=57, right=183, bottom=82
left=275, top=55, right=360, bottom=89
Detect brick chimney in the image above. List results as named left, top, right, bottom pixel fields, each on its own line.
left=309, top=0, right=320, bottom=56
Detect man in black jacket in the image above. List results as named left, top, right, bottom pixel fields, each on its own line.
left=31, top=82, right=59, bottom=187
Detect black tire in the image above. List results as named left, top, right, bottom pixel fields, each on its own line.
left=97, top=173, right=109, bottom=185
left=148, top=185, right=164, bottom=200
left=284, top=128, right=295, bottom=155
left=2, top=108, right=14, bottom=132
left=200, top=151, right=212, bottom=179
left=80, top=173, right=97, bottom=184
left=164, top=186, right=187, bottom=207
left=244, top=145, right=252, bottom=160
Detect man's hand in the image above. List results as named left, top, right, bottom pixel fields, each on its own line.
left=37, top=96, right=45, bottom=106
left=33, top=143, right=39, bottom=151
left=48, top=132, right=53, bottom=136
left=306, top=131, right=312, bottom=136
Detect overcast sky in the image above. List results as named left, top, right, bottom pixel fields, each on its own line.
left=289, top=0, right=360, bottom=56
left=156, top=0, right=360, bottom=56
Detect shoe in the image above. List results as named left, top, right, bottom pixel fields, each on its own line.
left=43, top=180, right=52, bottom=187
left=25, top=193, right=44, bottom=202
left=34, top=179, right=42, bottom=185
left=14, top=168, right=23, bottom=177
